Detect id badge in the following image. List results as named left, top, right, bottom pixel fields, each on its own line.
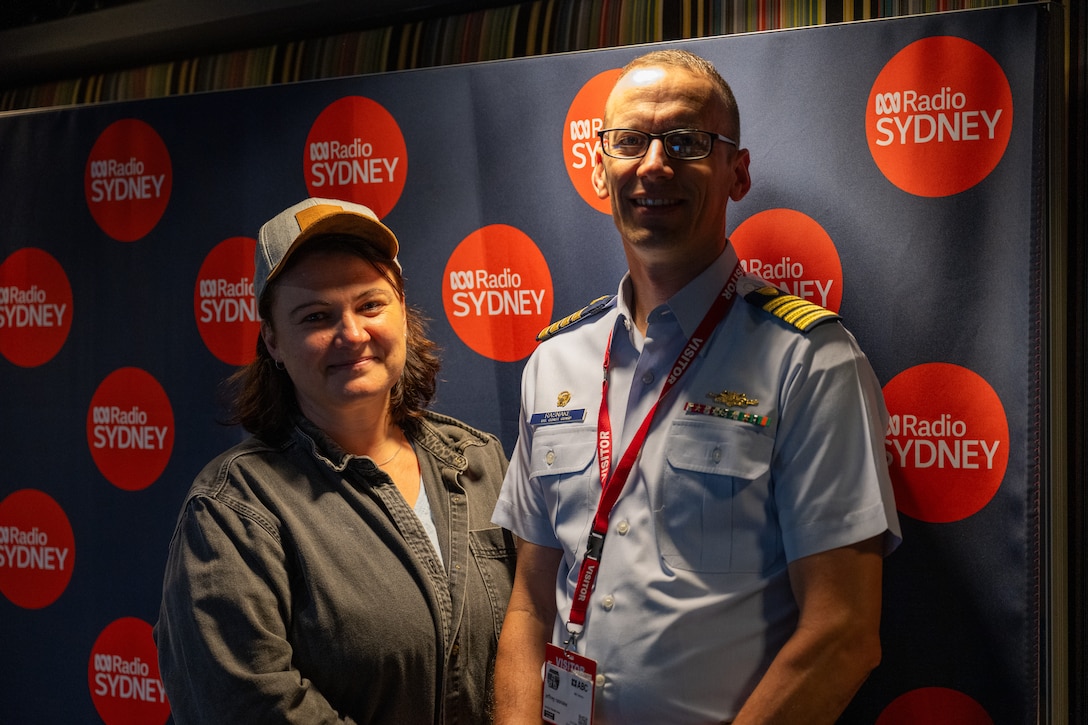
left=542, top=642, right=596, bottom=725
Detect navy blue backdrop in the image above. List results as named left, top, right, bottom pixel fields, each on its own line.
left=0, top=5, right=1059, bottom=723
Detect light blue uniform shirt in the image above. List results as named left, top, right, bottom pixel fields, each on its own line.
left=493, top=245, right=900, bottom=724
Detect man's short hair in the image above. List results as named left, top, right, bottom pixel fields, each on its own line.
left=616, top=49, right=741, bottom=145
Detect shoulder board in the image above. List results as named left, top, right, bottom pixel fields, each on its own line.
left=743, top=285, right=841, bottom=332
left=536, top=295, right=614, bottom=341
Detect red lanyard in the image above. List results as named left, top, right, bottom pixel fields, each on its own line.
left=565, top=261, right=743, bottom=642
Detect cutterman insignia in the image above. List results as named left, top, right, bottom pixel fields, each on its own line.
left=744, top=286, right=840, bottom=332
left=536, top=295, right=614, bottom=341
left=709, top=391, right=758, bottom=407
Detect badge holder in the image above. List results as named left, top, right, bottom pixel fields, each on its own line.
left=542, top=633, right=597, bottom=725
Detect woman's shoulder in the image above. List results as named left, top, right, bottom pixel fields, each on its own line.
left=413, top=412, right=508, bottom=476
left=418, top=411, right=500, bottom=447
left=185, top=434, right=298, bottom=504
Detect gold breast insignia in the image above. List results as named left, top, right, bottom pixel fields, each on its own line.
left=708, top=390, right=758, bottom=407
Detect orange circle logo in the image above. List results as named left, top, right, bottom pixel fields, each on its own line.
left=86, top=367, right=175, bottom=491
left=877, top=687, right=993, bottom=725
left=85, top=119, right=173, bottom=241
left=882, top=363, right=1009, bottom=523
left=563, top=68, right=622, bottom=214
left=0, top=488, right=76, bottom=609
left=442, top=224, right=553, bottom=362
left=304, top=96, right=407, bottom=218
left=730, top=209, right=844, bottom=312
left=867, top=36, right=1013, bottom=197
left=88, top=617, right=170, bottom=725
left=194, top=236, right=259, bottom=365
left=0, top=247, right=74, bottom=367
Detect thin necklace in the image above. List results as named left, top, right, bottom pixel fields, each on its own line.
left=374, top=441, right=402, bottom=467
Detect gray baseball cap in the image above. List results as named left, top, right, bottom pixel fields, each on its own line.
left=254, top=197, right=400, bottom=301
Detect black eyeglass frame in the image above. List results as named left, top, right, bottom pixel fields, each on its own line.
left=597, top=128, right=738, bottom=160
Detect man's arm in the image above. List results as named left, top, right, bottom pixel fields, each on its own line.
left=732, top=535, right=885, bottom=725
left=493, top=539, right=563, bottom=724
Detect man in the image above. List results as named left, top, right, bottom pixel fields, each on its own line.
left=491, top=49, right=900, bottom=724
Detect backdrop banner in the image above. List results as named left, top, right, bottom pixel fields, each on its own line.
left=0, top=5, right=1056, bottom=723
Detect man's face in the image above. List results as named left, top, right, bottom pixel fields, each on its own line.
left=592, top=66, right=751, bottom=263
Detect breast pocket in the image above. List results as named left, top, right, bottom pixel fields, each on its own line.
left=657, top=418, right=776, bottom=573
left=528, top=427, right=599, bottom=539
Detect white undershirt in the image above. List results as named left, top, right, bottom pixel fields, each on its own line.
left=412, top=473, right=443, bottom=566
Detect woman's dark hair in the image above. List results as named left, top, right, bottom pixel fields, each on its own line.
left=222, top=235, right=441, bottom=443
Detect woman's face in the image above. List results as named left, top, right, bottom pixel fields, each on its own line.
left=262, top=248, right=407, bottom=425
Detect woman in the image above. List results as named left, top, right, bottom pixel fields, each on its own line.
left=155, top=198, right=516, bottom=724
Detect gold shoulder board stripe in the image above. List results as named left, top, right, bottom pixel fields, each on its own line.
left=536, top=295, right=613, bottom=341
left=744, top=286, right=840, bottom=333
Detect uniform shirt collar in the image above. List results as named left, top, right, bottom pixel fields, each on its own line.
left=616, top=244, right=740, bottom=340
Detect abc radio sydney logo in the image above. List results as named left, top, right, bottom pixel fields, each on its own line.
left=883, top=363, right=1009, bottom=524
left=871, top=86, right=1002, bottom=144
left=193, top=237, right=260, bottom=366
left=0, top=489, right=76, bottom=610
left=86, top=367, right=175, bottom=492
left=442, top=225, right=553, bottom=363
left=0, top=283, right=65, bottom=327
left=307, top=138, right=400, bottom=187
left=86, top=157, right=167, bottom=202
left=89, top=617, right=170, bottom=725
left=84, top=119, right=172, bottom=242
left=866, top=36, right=1012, bottom=198
left=446, top=268, right=540, bottom=311
left=0, top=248, right=74, bottom=368
left=304, top=96, right=407, bottom=219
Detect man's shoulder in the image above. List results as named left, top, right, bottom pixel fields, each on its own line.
left=736, top=275, right=841, bottom=334
left=535, top=294, right=616, bottom=342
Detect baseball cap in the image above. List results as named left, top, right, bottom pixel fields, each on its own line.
left=254, top=197, right=400, bottom=301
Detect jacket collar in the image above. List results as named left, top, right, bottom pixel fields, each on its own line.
left=290, top=412, right=487, bottom=474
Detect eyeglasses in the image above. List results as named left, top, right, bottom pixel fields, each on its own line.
left=598, top=128, right=738, bottom=160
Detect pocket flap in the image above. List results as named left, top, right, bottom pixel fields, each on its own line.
left=665, top=419, right=773, bottom=478
left=529, top=427, right=598, bottom=479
